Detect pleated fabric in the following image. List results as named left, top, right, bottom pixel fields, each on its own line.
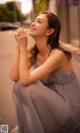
left=12, top=66, right=80, bottom=133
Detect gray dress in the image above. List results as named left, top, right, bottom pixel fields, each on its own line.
left=12, top=65, right=80, bottom=133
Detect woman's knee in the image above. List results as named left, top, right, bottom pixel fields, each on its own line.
left=13, top=81, right=45, bottom=105
left=13, top=81, right=22, bottom=95
left=13, top=81, right=38, bottom=95
left=30, top=83, right=44, bottom=102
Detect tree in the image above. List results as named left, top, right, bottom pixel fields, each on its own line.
left=0, top=5, right=8, bottom=22
left=34, top=0, right=49, bottom=14
left=0, top=2, right=26, bottom=22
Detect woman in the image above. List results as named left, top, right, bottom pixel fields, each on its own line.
left=10, top=11, right=80, bottom=133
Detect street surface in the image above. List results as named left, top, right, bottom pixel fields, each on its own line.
left=0, top=30, right=17, bottom=133
left=0, top=29, right=80, bottom=133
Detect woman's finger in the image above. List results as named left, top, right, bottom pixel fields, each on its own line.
left=16, top=28, right=23, bottom=36
left=15, top=28, right=27, bottom=41
left=23, top=29, right=27, bottom=37
left=15, top=32, right=20, bottom=40
left=19, top=28, right=27, bottom=36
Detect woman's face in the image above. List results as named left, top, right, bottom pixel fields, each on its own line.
left=29, top=14, right=49, bottom=38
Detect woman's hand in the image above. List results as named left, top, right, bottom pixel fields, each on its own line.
left=15, top=28, right=28, bottom=51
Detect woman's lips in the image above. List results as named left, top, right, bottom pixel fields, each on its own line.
left=30, top=27, right=36, bottom=31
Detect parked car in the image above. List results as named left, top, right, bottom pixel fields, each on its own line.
left=0, top=22, right=19, bottom=31
left=13, top=21, right=21, bottom=28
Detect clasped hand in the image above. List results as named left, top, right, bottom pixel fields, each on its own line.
left=15, top=28, right=28, bottom=51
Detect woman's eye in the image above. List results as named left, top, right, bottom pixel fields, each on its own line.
left=33, top=19, right=42, bottom=23
left=37, top=20, right=42, bottom=23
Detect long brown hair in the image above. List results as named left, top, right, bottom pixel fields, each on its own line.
left=31, top=11, right=72, bottom=63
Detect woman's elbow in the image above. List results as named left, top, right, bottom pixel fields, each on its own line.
left=10, top=74, right=19, bottom=82
left=20, top=80, right=27, bottom=86
left=19, top=78, right=29, bottom=86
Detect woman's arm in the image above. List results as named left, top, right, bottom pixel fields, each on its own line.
left=10, top=46, right=20, bottom=81
left=10, top=28, right=33, bottom=82
left=19, top=49, right=64, bottom=85
left=10, top=47, right=32, bottom=82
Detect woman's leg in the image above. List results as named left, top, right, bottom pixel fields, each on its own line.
left=12, top=81, right=70, bottom=133
left=30, top=82, right=70, bottom=133
left=12, top=82, right=30, bottom=133
left=12, top=81, right=44, bottom=133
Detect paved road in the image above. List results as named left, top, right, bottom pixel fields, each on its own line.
left=0, top=30, right=80, bottom=133
left=0, top=29, right=34, bottom=133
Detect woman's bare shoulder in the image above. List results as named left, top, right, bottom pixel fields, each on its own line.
left=49, top=49, right=72, bottom=71
left=48, top=48, right=68, bottom=67
left=50, top=48, right=65, bottom=57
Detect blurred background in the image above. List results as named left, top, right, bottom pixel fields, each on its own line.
left=0, top=0, right=80, bottom=132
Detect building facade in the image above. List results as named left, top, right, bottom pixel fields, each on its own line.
left=48, top=0, right=80, bottom=47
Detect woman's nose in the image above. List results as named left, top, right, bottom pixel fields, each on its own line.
left=31, top=21, right=35, bottom=26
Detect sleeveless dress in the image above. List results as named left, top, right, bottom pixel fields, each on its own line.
left=12, top=64, right=80, bottom=133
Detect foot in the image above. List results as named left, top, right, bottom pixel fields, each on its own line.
left=11, top=126, right=18, bottom=133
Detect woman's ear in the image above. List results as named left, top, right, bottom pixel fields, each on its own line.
left=46, top=28, right=54, bottom=36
